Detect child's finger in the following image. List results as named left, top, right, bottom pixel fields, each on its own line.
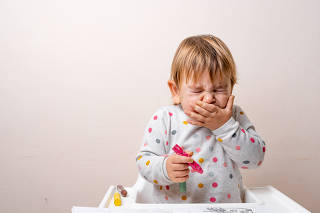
left=173, top=175, right=189, bottom=183
left=185, top=111, right=206, bottom=123
left=185, top=150, right=193, bottom=157
left=187, top=119, right=204, bottom=127
left=172, top=155, right=193, bottom=164
left=173, top=169, right=190, bottom=177
left=226, top=95, right=235, bottom=111
left=196, top=101, right=218, bottom=113
left=172, top=163, right=189, bottom=171
left=193, top=105, right=211, bottom=117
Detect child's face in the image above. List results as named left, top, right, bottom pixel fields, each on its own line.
left=170, top=71, right=233, bottom=113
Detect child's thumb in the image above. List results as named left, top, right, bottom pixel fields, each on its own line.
left=185, top=150, right=193, bottom=157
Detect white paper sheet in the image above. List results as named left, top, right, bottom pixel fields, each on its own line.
left=72, top=207, right=173, bottom=213
left=72, top=206, right=256, bottom=213
left=174, top=207, right=255, bottom=213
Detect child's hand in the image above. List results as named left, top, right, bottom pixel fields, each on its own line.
left=185, top=95, right=235, bottom=131
left=166, top=151, right=193, bottom=183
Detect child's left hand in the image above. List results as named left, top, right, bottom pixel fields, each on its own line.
left=185, top=95, right=235, bottom=131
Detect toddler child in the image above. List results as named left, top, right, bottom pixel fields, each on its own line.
left=136, top=34, right=266, bottom=203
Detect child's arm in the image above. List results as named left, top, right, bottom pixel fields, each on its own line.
left=185, top=97, right=265, bottom=170
left=211, top=105, right=266, bottom=169
left=136, top=108, right=174, bottom=185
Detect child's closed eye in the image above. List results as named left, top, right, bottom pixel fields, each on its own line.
left=214, top=89, right=226, bottom=93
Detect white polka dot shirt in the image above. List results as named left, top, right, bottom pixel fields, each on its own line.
left=136, top=104, right=266, bottom=203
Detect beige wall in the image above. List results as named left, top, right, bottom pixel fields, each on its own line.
left=1, top=0, right=319, bottom=212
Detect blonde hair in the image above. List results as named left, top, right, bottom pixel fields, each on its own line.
left=170, top=34, right=237, bottom=89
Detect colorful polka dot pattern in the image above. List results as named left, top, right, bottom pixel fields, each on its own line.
left=212, top=182, right=218, bottom=188
left=138, top=108, right=265, bottom=203
left=210, top=197, right=216, bottom=202
left=212, top=157, right=218, bottom=163
left=199, top=158, right=204, bottom=163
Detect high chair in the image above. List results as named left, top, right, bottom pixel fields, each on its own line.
left=72, top=174, right=311, bottom=213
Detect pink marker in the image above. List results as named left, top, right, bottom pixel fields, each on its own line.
left=172, top=144, right=203, bottom=193
left=172, top=144, right=203, bottom=174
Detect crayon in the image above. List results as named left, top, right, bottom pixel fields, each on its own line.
left=113, top=192, right=121, bottom=206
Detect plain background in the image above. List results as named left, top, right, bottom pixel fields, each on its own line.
left=1, top=0, right=319, bottom=212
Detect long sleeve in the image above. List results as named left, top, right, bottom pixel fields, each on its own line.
left=212, top=105, right=266, bottom=169
left=136, top=108, right=174, bottom=186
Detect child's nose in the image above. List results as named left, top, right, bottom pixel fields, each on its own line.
left=201, top=93, right=215, bottom=104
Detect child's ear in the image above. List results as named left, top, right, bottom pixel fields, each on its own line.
left=167, top=80, right=181, bottom=105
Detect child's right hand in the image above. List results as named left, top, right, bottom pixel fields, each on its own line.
left=166, top=151, right=193, bottom=183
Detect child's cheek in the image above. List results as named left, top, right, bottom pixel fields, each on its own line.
left=216, top=94, right=229, bottom=108
left=189, top=97, right=200, bottom=112
left=183, top=97, right=198, bottom=113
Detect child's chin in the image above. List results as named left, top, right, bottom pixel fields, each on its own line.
left=182, top=106, right=193, bottom=114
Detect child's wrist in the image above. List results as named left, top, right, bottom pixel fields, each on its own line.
left=212, top=117, right=236, bottom=135
left=163, top=156, right=172, bottom=181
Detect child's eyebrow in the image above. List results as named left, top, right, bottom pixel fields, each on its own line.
left=215, top=84, right=227, bottom=88
left=188, top=82, right=228, bottom=90
left=188, top=85, right=203, bottom=89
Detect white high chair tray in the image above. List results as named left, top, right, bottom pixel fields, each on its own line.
left=72, top=185, right=311, bottom=213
